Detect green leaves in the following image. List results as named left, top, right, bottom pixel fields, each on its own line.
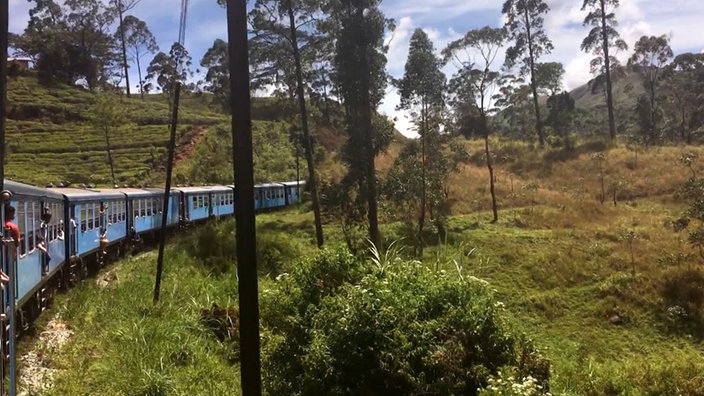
left=261, top=246, right=522, bottom=395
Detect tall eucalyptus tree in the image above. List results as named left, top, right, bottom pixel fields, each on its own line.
left=121, top=15, right=158, bottom=99
left=110, top=0, right=141, bottom=96
left=249, top=0, right=326, bottom=247
left=396, top=28, right=445, bottom=255
left=502, top=0, right=553, bottom=147
left=444, top=27, right=507, bottom=223
left=581, top=0, right=628, bottom=140
left=328, top=0, right=390, bottom=246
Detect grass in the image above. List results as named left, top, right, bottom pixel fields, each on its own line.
left=32, top=248, right=242, bottom=395
left=27, top=187, right=704, bottom=394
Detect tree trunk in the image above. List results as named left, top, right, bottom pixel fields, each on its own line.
left=136, top=49, right=144, bottom=100
left=418, top=102, right=427, bottom=257
left=483, top=114, right=498, bottom=223
left=600, top=0, right=616, bottom=140
left=356, top=7, right=379, bottom=246
left=649, top=79, right=657, bottom=144
left=118, top=4, right=131, bottom=97
left=524, top=7, right=544, bottom=147
left=287, top=4, right=324, bottom=248
left=104, top=125, right=116, bottom=186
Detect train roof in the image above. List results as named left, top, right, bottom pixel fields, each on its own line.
left=172, top=185, right=234, bottom=194
left=280, top=181, right=306, bottom=187
left=93, top=187, right=164, bottom=198
left=257, top=182, right=286, bottom=188
left=143, top=188, right=180, bottom=196
left=3, top=179, right=65, bottom=200
left=52, top=187, right=125, bottom=201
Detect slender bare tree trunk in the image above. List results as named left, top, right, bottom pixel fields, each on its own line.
left=118, top=4, right=131, bottom=97
left=600, top=0, right=616, bottom=140
left=287, top=3, right=324, bottom=248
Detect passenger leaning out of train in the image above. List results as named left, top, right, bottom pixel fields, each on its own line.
left=37, top=209, right=52, bottom=263
left=2, top=205, right=20, bottom=287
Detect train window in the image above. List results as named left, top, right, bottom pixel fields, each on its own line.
left=28, top=202, right=37, bottom=253
left=133, top=200, right=139, bottom=218
left=87, top=204, right=94, bottom=230
left=80, top=205, right=87, bottom=232
left=16, top=201, right=26, bottom=256
left=145, top=199, right=152, bottom=216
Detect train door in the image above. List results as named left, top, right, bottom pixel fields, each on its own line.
left=69, top=205, right=77, bottom=257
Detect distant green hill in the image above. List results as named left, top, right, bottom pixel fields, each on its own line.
left=4, top=74, right=405, bottom=188
left=5, top=76, right=225, bottom=186
left=569, top=68, right=645, bottom=111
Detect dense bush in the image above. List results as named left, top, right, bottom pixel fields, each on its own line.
left=661, top=267, right=704, bottom=336
left=260, top=246, right=543, bottom=395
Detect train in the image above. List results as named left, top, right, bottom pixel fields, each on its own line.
left=0, top=179, right=306, bottom=328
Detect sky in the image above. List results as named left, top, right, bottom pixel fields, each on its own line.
left=8, top=0, right=704, bottom=137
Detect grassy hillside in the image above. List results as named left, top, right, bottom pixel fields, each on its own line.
left=9, top=71, right=704, bottom=394
left=23, top=142, right=704, bottom=393
left=5, top=75, right=406, bottom=187
left=6, top=76, right=226, bottom=185
left=570, top=68, right=645, bottom=111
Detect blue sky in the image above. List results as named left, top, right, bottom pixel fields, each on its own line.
left=8, top=0, right=704, bottom=137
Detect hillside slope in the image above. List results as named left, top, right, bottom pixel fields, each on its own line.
left=6, top=76, right=225, bottom=186
left=570, top=68, right=646, bottom=111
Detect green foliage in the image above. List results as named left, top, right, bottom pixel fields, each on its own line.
left=146, top=43, right=193, bottom=95
left=200, top=39, right=230, bottom=111
left=256, top=230, right=306, bottom=275
left=661, top=267, right=704, bottom=336
left=502, top=0, right=553, bottom=146
left=185, top=220, right=237, bottom=274
left=183, top=219, right=306, bottom=276
left=12, top=0, right=117, bottom=89
left=261, top=245, right=532, bottom=395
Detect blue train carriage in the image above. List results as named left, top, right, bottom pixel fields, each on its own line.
left=174, top=185, right=234, bottom=223
left=257, top=182, right=287, bottom=209
left=57, top=187, right=126, bottom=258
left=3, top=180, right=66, bottom=307
left=229, top=184, right=261, bottom=210
left=280, top=180, right=306, bottom=205
left=144, top=188, right=181, bottom=228
left=104, top=188, right=168, bottom=236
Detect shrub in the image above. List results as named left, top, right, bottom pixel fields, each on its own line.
left=185, top=221, right=236, bottom=274
left=661, top=267, right=704, bottom=335
left=261, top=247, right=534, bottom=395
left=256, top=230, right=305, bottom=276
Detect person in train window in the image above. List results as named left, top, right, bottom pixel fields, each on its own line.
left=99, top=227, right=108, bottom=255
left=2, top=205, right=20, bottom=286
left=57, top=220, right=65, bottom=241
left=37, top=209, right=52, bottom=263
